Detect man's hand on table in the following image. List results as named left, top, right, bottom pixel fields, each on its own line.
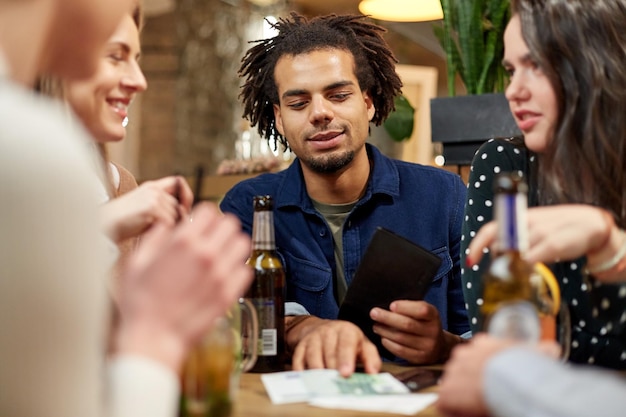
left=370, top=300, right=464, bottom=364
left=286, top=316, right=382, bottom=377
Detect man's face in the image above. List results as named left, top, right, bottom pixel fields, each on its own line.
left=41, top=0, right=132, bottom=80
left=273, top=49, right=375, bottom=174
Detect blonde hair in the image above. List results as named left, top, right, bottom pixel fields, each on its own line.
left=35, top=3, right=143, bottom=197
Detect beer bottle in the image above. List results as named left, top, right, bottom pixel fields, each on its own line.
left=245, top=195, right=286, bottom=372
left=481, top=173, right=556, bottom=341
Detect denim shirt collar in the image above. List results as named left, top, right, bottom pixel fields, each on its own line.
left=274, top=143, right=400, bottom=213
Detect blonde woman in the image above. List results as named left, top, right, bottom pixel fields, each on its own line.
left=1, top=2, right=253, bottom=417
left=39, top=5, right=193, bottom=277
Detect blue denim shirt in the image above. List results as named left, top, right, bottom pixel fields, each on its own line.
left=221, top=144, right=469, bottom=335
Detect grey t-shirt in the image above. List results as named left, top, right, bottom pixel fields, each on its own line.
left=312, top=199, right=357, bottom=305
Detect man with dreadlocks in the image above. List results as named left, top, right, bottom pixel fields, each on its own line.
left=221, top=13, right=469, bottom=375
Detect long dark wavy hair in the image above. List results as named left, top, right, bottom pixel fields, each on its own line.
left=511, top=0, right=626, bottom=227
left=238, top=12, right=403, bottom=151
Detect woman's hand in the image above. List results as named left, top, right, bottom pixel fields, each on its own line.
left=100, top=176, right=193, bottom=242
left=466, top=204, right=614, bottom=266
left=114, top=203, right=253, bottom=372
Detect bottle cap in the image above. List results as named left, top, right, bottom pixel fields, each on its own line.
left=253, top=195, right=273, bottom=210
left=494, top=172, right=528, bottom=194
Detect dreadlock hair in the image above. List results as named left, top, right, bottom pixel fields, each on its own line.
left=238, top=12, right=403, bottom=151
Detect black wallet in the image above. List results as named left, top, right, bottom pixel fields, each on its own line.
left=337, top=227, right=442, bottom=359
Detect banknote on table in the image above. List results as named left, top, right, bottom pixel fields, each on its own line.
left=261, top=369, right=409, bottom=404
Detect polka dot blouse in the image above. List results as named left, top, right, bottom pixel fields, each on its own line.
left=461, top=138, right=626, bottom=369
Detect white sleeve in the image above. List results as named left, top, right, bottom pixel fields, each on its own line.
left=484, top=348, right=626, bottom=417
left=0, top=84, right=109, bottom=417
left=106, top=356, right=180, bottom=417
left=0, top=81, right=182, bottom=417
left=286, top=301, right=310, bottom=316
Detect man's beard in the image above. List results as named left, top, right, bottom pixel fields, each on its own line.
left=302, top=149, right=355, bottom=174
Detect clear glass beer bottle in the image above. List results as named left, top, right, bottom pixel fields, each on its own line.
left=481, top=173, right=557, bottom=341
left=245, top=195, right=286, bottom=372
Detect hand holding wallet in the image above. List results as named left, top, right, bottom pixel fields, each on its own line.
left=337, top=227, right=442, bottom=359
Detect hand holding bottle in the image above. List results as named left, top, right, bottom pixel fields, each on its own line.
left=466, top=204, right=615, bottom=267
left=480, top=173, right=558, bottom=342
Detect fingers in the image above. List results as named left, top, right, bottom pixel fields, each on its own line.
left=184, top=202, right=220, bottom=234
left=323, top=331, right=340, bottom=370
left=146, top=176, right=194, bottom=222
left=174, top=176, right=194, bottom=213
left=334, top=327, right=362, bottom=376
left=359, top=340, right=382, bottom=374
left=371, top=302, right=443, bottom=364
left=469, top=205, right=615, bottom=266
left=390, top=300, right=439, bottom=320
left=291, top=321, right=379, bottom=377
left=291, top=336, right=325, bottom=371
left=466, top=221, right=497, bottom=266
left=107, top=179, right=183, bottom=241
left=371, top=301, right=439, bottom=329
left=290, top=342, right=307, bottom=371
left=292, top=328, right=347, bottom=372
left=116, top=202, right=254, bottom=372
left=189, top=203, right=252, bottom=293
left=128, top=220, right=173, bottom=270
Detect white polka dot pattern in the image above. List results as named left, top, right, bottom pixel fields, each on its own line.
left=461, top=138, right=626, bottom=368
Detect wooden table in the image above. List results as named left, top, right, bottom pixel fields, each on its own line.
left=230, top=364, right=443, bottom=417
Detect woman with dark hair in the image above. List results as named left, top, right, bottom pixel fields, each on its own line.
left=459, top=0, right=626, bottom=368
left=438, top=0, right=626, bottom=416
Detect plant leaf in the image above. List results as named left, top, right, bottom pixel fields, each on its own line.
left=433, top=0, right=511, bottom=96
left=383, top=95, right=415, bottom=142
left=478, top=0, right=510, bottom=93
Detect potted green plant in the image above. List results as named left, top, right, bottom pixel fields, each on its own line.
left=384, top=94, right=415, bottom=142
left=436, top=0, right=510, bottom=96
left=367, top=94, right=415, bottom=160
left=430, top=0, right=520, bottom=165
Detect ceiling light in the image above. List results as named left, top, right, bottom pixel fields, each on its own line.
left=248, top=0, right=281, bottom=6
left=359, top=0, right=443, bottom=22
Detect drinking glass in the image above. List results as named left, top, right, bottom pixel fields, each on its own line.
left=182, top=298, right=258, bottom=417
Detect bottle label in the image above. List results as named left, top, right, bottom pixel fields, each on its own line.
left=487, top=301, right=540, bottom=342
left=251, top=297, right=277, bottom=356
left=495, top=193, right=528, bottom=253
left=260, top=329, right=277, bottom=356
